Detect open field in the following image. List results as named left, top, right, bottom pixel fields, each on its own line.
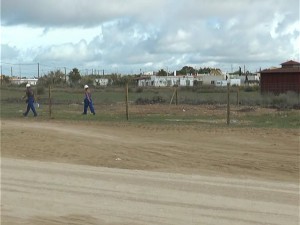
left=1, top=86, right=300, bottom=224
left=2, top=157, right=299, bottom=225
left=1, top=86, right=299, bottom=128
left=1, top=117, right=299, bottom=225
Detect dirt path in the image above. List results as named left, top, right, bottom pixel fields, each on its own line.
left=1, top=157, right=299, bottom=225
left=1, top=119, right=299, bottom=224
left=1, top=119, right=299, bottom=182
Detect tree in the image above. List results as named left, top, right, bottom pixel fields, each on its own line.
left=49, top=70, right=66, bottom=85
left=198, top=67, right=211, bottom=74
left=69, top=68, right=81, bottom=84
left=157, top=69, right=168, bottom=76
left=1, top=75, right=11, bottom=85
left=81, top=75, right=95, bottom=87
left=178, top=66, right=196, bottom=75
left=37, top=70, right=65, bottom=87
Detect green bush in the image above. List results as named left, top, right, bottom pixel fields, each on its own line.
left=136, top=87, right=143, bottom=93
left=243, top=86, right=259, bottom=92
left=135, top=95, right=166, bottom=105
left=37, top=86, right=45, bottom=95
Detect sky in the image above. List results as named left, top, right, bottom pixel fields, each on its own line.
left=1, top=0, right=300, bottom=77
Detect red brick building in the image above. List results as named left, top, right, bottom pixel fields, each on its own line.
left=260, top=60, right=300, bottom=94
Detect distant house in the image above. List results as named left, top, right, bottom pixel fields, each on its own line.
left=94, top=78, right=109, bottom=86
left=137, top=75, right=199, bottom=87
left=10, top=77, right=38, bottom=86
left=201, top=75, right=224, bottom=85
left=260, top=60, right=300, bottom=93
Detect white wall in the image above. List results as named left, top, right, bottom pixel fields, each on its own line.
left=94, top=78, right=109, bottom=86
left=10, top=78, right=38, bottom=86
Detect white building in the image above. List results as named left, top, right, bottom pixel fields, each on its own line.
left=201, top=75, right=224, bottom=85
left=137, top=75, right=201, bottom=87
left=94, top=78, right=109, bottom=86
left=136, top=69, right=232, bottom=87
left=10, top=78, right=38, bottom=86
left=215, top=80, right=228, bottom=87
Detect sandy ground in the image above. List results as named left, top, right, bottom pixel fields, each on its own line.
left=1, top=157, right=299, bottom=225
left=1, top=119, right=300, bottom=224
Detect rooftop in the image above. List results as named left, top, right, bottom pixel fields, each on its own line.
left=261, top=60, right=300, bottom=74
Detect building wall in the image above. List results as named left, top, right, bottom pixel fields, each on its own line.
left=201, top=75, right=224, bottom=85
left=10, top=78, right=38, bottom=86
left=94, top=78, right=109, bottom=86
left=261, top=73, right=300, bottom=93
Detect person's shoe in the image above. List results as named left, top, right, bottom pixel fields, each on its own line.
left=82, top=113, right=87, bottom=115
left=93, top=112, right=96, bottom=115
left=23, top=113, right=27, bottom=117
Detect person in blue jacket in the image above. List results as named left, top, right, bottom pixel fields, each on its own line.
left=83, top=85, right=95, bottom=115
left=23, top=83, right=37, bottom=117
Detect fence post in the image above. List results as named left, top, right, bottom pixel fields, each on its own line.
left=48, top=85, right=52, bottom=118
left=236, top=86, right=239, bottom=106
left=227, top=83, right=230, bottom=125
left=175, top=86, right=178, bottom=105
left=125, top=82, right=129, bottom=121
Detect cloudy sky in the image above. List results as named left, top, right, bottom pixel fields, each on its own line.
left=1, top=0, right=299, bottom=77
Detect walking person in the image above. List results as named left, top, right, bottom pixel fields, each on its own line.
left=23, top=83, right=37, bottom=117
left=82, top=85, right=95, bottom=115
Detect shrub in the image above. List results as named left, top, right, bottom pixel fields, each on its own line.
left=36, top=86, right=45, bottom=95
left=135, top=95, right=166, bottom=105
left=136, top=87, right=143, bottom=93
left=243, top=86, right=259, bottom=92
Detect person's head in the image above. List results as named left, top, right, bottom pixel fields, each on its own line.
left=26, top=83, right=30, bottom=88
left=84, top=85, right=89, bottom=90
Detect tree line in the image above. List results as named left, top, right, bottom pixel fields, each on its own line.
left=1, top=65, right=227, bottom=87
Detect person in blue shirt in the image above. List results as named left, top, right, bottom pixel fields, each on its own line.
left=22, top=83, right=37, bottom=117
left=83, top=85, right=95, bottom=115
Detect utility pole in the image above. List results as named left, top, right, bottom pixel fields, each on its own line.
left=227, top=82, right=230, bottom=125
left=64, top=67, right=67, bottom=83
left=1, top=65, right=2, bottom=86
left=11, top=67, right=13, bottom=77
left=38, top=63, right=40, bottom=78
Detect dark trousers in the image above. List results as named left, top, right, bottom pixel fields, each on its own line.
left=83, top=99, right=95, bottom=114
left=24, top=98, right=37, bottom=116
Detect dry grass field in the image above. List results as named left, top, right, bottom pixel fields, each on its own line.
left=1, top=103, right=299, bottom=225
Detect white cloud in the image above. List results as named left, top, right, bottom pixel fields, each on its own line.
left=1, top=0, right=299, bottom=75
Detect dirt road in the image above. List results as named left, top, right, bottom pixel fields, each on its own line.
left=2, top=157, right=299, bottom=225
left=1, top=119, right=299, bottom=224
left=1, top=120, right=299, bottom=182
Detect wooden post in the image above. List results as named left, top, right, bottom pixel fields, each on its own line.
left=227, top=83, right=230, bottom=125
left=236, top=86, right=239, bottom=106
left=49, top=85, right=52, bottom=118
left=1, top=65, right=2, bottom=86
left=170, top=87, right=176, bottom=105
left=125, top=82, right=129, bottom=121
left=37, top=63, right=40, bottom=78
left=175, top=86, right=178, bottom=105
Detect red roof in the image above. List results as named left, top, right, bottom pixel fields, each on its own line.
left=261, top=60, right=300, bottom=74
left=261, top=67, right=300, bottom=73
left=281, top=60, right=300, bottom=66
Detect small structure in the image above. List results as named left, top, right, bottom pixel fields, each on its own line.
left=94, top=78, right=109, bottom=86
left=260, top=60, right=300, bottom=93
left=137, top=75, right=201, bottom=87
left=10, top=77, right=38, bottom=86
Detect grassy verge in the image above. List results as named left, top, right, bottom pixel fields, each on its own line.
left=1, top=101, right=299, bottom=129
left=1, top=86, right=299, bottom=128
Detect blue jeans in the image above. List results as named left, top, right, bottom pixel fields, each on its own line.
left=83, top=99, right=95, bottom=114
left=24, top=98, right=37, bottom=116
